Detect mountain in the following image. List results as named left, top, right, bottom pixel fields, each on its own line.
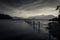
left=0, top=14, right=13, bottom=19
left=28, top=15, right=55, bottom=19
left=0, top=14, right=25, bottom=20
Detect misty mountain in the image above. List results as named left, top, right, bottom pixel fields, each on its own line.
left=28, top=15, right=55, bottom=19
left=13, top=17, right=22, bottom=20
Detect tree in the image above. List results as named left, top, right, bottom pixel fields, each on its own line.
left=48, top=5, right=60, bottom=40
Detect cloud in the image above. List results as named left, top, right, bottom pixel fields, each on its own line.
left=0, top=0, right=59, bottom=8
left=0, top=0, right=60, bottom=18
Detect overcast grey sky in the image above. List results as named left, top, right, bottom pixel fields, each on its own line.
left=0, top=0, right=60, bottom=18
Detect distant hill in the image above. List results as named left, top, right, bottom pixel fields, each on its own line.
left=0, top=14, right=13, bottom=19
left=0, top=14, right=26, bottom=20
left=28, top=15, right=55, bottom=20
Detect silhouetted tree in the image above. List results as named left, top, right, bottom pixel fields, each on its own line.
left=0, top=14, right=12, bottom=19
left=49, top=17, right=58, bottom=21
left=48, top=5, right=60, bottom=39
left=49, top=14, right=60, bottom=23
left=56, top=5, right=60, bottom=13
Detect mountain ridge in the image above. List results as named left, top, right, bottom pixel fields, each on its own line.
left=28, top=15, right=55, bottom=19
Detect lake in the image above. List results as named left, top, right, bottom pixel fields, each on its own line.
left=0, top=20, right=55, bottom=40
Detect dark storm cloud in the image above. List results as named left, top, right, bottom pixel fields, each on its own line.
left=0, top=0, right=60, bottom=15
left=0, top=0, right=58, bottom=4
left=0, top=0, right=59, bottom=8
left=17, top=0, right=59, bottom=10
left=7, top=0, right=59, bottom=10
left=0, top=0, right=38, bottom=8
left=0, top=0, right=39, bottom=14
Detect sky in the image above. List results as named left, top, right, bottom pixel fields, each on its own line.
left=0, top=0, right=60, bottom=18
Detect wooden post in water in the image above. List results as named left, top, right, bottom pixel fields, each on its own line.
left=48, top=23, right=51, bottom=40
left=38, top=22, right=40, bottom=33
left=48, top=30, right=51, bottom=40
left=33, top=21, right=35, bottom=31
